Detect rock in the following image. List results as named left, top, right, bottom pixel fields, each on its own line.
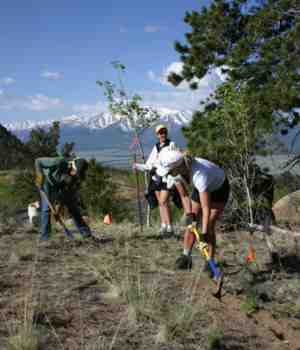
left=9, top=252, right=19, bottom=265
left=273, top=190, right=300, bottom=224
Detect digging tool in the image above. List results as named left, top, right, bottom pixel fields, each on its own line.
left=39, top=189, right=74, bottom=239
left=189, top=224, right=224, bottom=299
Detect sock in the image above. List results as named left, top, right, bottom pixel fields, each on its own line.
left=183, top=248, right=191, bottom=256
left=166, top=224, right=173, bottom=232
left=161, top=223, right=167, bottom=228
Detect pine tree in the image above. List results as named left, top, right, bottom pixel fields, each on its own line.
left=0, top=124, right=30, bottom=169
left=170, top=0, right=300, bottom=125
left=26, top=121, right=60, bottom=160
left=170, top=0, right=300, bottom=224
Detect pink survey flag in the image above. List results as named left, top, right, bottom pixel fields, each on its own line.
left=129, top=135, right=140, bottom=151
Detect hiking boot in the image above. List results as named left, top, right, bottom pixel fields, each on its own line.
left=157, top=226, right=170, bottom=238
left=165, top=225, right=175, bottom=237
left=175, top=255, right=192, bottom=270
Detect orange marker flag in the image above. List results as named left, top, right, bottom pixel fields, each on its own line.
left=103, top=214, right=112, bottom=225
left=245, top=245, right=256, bottom=263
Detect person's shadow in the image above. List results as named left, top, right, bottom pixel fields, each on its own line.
left=268, top=252, right=300, bottom=274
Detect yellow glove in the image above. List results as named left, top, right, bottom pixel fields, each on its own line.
left=35, top=174, right=44, bottom=188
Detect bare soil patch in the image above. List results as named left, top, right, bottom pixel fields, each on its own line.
left=0, top=221, right=300, bottom=349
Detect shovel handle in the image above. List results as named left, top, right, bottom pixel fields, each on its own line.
left=190, top=226, right=222, bottom=279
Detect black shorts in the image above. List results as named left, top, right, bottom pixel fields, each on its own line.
left=191, top=177, right=230, bottom=204
left=148, top=177, right=168, bottom=192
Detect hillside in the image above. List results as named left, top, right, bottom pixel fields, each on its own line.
left=1, top=164, right=300, bottom=349
left=0, top=214, right=300, bottom=349
left=0, top=124, right=29, bottom=170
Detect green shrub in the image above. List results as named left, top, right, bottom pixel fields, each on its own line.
left=240, top=290, right=259, bottom=315
left=80, top=159, right=132, bottom=221
left=274, top=172, right=300, bottom=202
left=11, top=170, right=38, bottom=208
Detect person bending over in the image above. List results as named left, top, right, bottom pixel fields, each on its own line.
left=35, top=156, right=91, bottom=241
left=156, top=149, right=230, bottom=271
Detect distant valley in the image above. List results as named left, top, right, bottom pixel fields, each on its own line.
left=4, top=107, right=300, bottom=170
left=3, top=108, right=192, bottom=157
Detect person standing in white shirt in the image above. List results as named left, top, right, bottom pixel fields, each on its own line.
left=132, top=125, right=189, bottom=236
left=157, top=149, right=230, bottom=271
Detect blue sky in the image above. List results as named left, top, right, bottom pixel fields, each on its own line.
left=0, top=0, right=223, bottom=123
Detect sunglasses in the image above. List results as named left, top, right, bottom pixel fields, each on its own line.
left=157, top=129, right=167, bottom=135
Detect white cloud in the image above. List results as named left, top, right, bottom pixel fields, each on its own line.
left=144, top=25, right=165, bottom=33
left=152, top=61, right=227, bottom=91
left=0, top=93, right=21, bottom=110
left=142, top=89, right=208, bottom=111
left=1, top=77, right=15, bottom=85
left=0, top=92, right=63, bottom=112
left=24, top=94, right=63, bottom=111
left=41, top=71, right=63, bottom=80
left=72, top=101, right=105, bottom=115
left=144, top=62, right=229, bottom=110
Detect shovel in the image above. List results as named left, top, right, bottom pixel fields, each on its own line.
left=189, top=224, right=224, bottom=299
left=39, top=189, right=74, bottom=239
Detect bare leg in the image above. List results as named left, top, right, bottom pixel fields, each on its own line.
left=155, top=190, right=171, bottom=225
left=208, top=203, right=225, bottom=259
left=183, top=200, right=201, bottom=253
left=159, top=190, right=171, bottom=225
left=175, top=182, right=191, bottom=214
left=155, top=191, right=164, bottom=225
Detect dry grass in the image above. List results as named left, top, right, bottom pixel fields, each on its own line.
left=1, top=219, right=300, bottom=349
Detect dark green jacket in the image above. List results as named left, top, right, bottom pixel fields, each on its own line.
left=35, top=157, right=69, bottom=191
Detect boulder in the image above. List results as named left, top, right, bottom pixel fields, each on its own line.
left=273, top=190, right=300, bottom=223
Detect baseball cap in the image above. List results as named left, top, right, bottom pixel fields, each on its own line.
left=156, top=149, right=184, bottom=177
left=155, top=124, right=168, bottom=134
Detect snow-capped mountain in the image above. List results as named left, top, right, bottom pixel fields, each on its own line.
left=3, top=108, right=193, bottom=151
left=4, top=108, right=192, bottom=132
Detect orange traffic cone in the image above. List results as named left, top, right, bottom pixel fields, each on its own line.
left=245, top=245, right=256, bottom=263
left=103, top=214, right=112, bottom=225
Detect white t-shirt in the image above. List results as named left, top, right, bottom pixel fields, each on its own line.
left=135, top=141, right=176, bottom=172
left=191, top=158, right=225, bottom=193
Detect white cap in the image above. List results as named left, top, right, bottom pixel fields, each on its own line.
left=156, top=149, right=184, bottom=177
left=155, top=124, right=168, bottom=134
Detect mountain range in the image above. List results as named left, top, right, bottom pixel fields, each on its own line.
left=3, top=108, right=193, bottom=153
left=4, top=107, right=300, bottom=160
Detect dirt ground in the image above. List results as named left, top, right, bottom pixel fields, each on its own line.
left=0, top=220, right=300, bottom=350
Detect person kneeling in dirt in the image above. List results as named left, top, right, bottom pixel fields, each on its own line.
left=35, top=156, right=91, bottom=241
left=156, top=149, right=230, bottom=272
left=132, top=124, right=190, bottom=236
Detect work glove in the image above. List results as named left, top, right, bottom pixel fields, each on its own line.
left=35, top=174, right=44, bottom=189
left=181, top=212, right=197, bottom=227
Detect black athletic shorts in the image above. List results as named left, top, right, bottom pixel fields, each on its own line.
left=148, top=176, right=168, bottom=192
left=191, top=177, right=230, bottom=204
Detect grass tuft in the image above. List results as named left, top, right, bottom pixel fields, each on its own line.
left=207, top=327, right=225, bottom=350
